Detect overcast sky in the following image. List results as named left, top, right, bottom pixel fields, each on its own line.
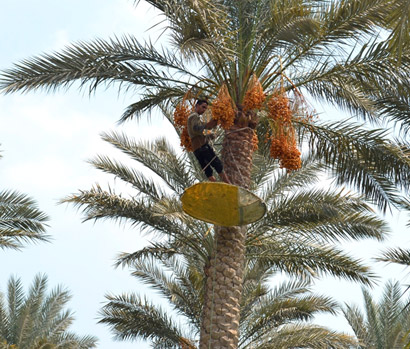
left=1, top=1, right=410, bottom=348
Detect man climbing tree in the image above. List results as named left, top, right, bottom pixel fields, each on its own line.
left=187, top=99, right=230, bottom=183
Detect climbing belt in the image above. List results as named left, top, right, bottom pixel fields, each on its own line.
left=205, top=126, right=253, bottom=181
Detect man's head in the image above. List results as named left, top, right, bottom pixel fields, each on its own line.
left=195, top=99, right=208, bottom=115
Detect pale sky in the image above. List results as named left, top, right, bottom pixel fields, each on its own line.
left=1, top=1, right=410, bottom=348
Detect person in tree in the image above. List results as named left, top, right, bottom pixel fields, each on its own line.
left=187, top=99, right=230, bottom=183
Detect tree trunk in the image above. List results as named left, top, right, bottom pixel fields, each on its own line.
left=200, top=126, right=254, bottom=349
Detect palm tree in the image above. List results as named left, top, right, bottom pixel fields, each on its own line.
left=343, top=280, right=410, bottom=349
left=64, top=131, right=386, bottom=346
left=0, top=151, right=50, bottom=250
left=0, top=274, right=98, bottom=348
left=2, top=1, right=410, bottom=347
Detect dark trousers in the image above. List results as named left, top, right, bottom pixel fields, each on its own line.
left=193, top=144, right=223, bottom=178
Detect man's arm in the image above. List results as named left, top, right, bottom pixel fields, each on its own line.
left=191, top=116, right=217, bottom=134
left=204, top=118, right=217, bottom=129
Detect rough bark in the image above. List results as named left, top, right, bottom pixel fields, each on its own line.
left=199, top=126, right=254, bottom=349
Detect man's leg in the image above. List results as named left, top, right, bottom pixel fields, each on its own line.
left=206, top=147, right=231, bottom=184
left=194, top=146, right=215, bottom=180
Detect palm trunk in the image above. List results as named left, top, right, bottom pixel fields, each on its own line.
left=200, top=126, right=254, bottom=349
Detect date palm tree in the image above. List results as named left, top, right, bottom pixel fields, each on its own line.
left=0, top=274, right=98, bottom=348
left=343, top=280, right=410, bottom=349
left=65, top=130, right=385, bottom=347
left=2, top=1, right=410, bottom=347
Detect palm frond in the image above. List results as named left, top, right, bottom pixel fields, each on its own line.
left=130, top=256, right=202, bottom=326
left=88, top=155, right=167, bottom=201
left=99, top=293, right=189, bottom=345
left=259, top=188, right=387, bottom=243
left=48, top=332, right=98, bottom=348
left=344, top=280, right=410, bottom=348
left=61, top=184, right=185, bottom=239
left=301, top=119, right=410, bottom=212
left=248, top=240, right=376, bottom=285
left=0, top=190, right=50, bottom=250
left=385, top=0, right=410, bottom=62
left=254, top=323, right=357, bottom=349
left=342, top=303, right=371, bottom=347
left=0, top=36, right=199, bottom=96
left=376, top=247, right=410, bottom=266
left=100, top=131, right=194, bottom=194
left=240, top=279, right=339, bottom=346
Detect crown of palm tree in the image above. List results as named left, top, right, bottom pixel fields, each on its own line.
left=1, top=1, right=410, bottom=214
left=0, top=274, right=98, bottom=348
left=343, top=280, right=410, bottom=349
left=0, top=189, right=50, bottom=250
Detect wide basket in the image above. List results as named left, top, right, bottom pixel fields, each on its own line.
left=181, top=182, right=266, bottom=226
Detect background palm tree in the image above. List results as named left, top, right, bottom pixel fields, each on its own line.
left=64, top=130, right=386, bottom=346
left=0, top=274, right=98, bottom=348
left=0, top=151, right=50, bottom=250
left=343, top=280, right=410, bottom=349
left=2, top=1, right=410, bottom=347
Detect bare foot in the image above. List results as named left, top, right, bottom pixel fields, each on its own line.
left=220, top=172, right=231, bottom=184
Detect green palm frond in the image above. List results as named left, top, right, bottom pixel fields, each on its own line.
left=0, top=36, right=200, bottom=96
left=130, top=256, right=202, bottom=327
left=49, top=332, right=99, bottom=349
left=15, top=274, right=49, bottom=348
left=0, top=294, right=7, bottom=339
left=101, top=243, right=355, bottom=348
left=35, top=286, right=72, bottom=340
left=379, top=281, right=404, bottom=346
left=363, top=287, right=384, bottom=348
left=255, top=323, right=357, bottom=349
left=119, top=87, right=187, bottom=122
left=301, top=119, right=410, bottom=212
left=343, top=304, right=371, bottom=347
left=300, top=40, right=410, bottom=129
left=100, top=131, right=194, bottom=194
left=248, top=240, right=375, bottom=285
left=89, top=155, right=168, bottom=201
left=344, top=281, right=410, bottom=349
left=116, top=243, right=179, bottom=269
left=385, top=0, right=410, bottom=62
left=62, top=184, right=184, bottom=236
left=259, top=188, right=386, bottom=243
left=376, top=247, right=410, bottom=266
left=254, top=155, right=324, bottom=199
left=240, top=279, right=339, bottom=346
left=321, top=0, right=389, bottom=39
left=0, top=190, right=50, bottom=250
left=99, top=293, right=189, bottom=345
left=6, top=276, right=25, bottom=342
